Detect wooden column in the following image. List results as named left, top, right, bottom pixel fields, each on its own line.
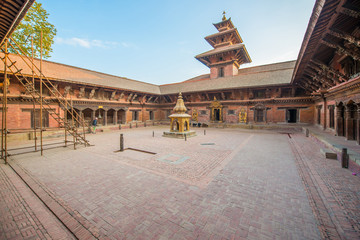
left=114, top=110, right=118, bottom=125
left=336, top=104, right=344, bottom=136
left=91, top=110, right=95, bottom=121
left=345, top=105, right=354, bottom=140
left=357, top=104, right=360, bottom=145
left=104, top=110, right=108, bottom=126
left=323, top=98, right=327, bottom=130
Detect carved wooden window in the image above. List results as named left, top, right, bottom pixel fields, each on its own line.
left=200, top=110, right=207, bottom=115
left=228, top=110, right=235, bottom=115
left=218, top=67, right=224, bottom=77
left=132, top=111, right=139, bottom=121
left=31, top=109, right=49, bottom=128
left=254, top=90, right=265, bottom=99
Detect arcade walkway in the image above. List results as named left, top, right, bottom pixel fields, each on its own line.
left=1, top=126, right=359, bottom=239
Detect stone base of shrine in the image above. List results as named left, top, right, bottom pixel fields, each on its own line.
left=162, top=130, right=196, bottom=139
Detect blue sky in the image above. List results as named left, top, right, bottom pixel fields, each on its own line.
left=41, top=0, right=315, bottom=85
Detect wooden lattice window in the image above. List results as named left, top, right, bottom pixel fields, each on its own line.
left=31, top=109, right=49, bottom=128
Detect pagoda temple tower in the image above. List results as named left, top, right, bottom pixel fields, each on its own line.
left=195, top=12, right=251, bottom=79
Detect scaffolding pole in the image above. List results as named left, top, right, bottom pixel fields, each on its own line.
left=40, top=31, right=43, bottom=156
left=82, top=112, right=86, bottom=147
left=31, top=35, right=37, bottom=151
left=64, top=109, right=67, bottom=147
left=3, top=41, right=8, bottom=163
left=71, top=99, right=76, bottom=150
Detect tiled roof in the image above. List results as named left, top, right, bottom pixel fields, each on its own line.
left=195, top=43, right=245, bottom=58
left=159, top=61, right=296, bottom=94
left=4, top=53, right=161, bottom=94
left=2, top=54, right=295, bottom=95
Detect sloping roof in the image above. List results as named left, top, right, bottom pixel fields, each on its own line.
left=4, top=53, right=161, bottom=94
left=291, top=0, right=326, bottom=84
left=205, top=28, right=243, bottom=47
left=159, top=61, right=296, bottom=94
left=195, top=43, right=245, bottom=58
left=2, top=54, right=295, bottom=95
left=0, top=0, right=35, bottom=46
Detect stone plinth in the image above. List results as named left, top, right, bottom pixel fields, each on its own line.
left=162, top=130, right=196, bottom=139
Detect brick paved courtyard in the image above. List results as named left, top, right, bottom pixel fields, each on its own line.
left=2, top=126, right=360, bottom=239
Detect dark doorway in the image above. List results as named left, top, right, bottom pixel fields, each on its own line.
left=255, top=109, right=264, bottom=122
left=288, top=109, right=297, bottom=123
left=214, top=109, right=221, bottom=121
left=117, top=109, right=126, bottom=124
left=329, top=106, right=334, bottom=129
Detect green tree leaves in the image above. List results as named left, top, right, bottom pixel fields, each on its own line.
left=10, top=2, right=56, bottom=59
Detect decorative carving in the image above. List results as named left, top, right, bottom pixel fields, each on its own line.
left=147, top=96, right=153, bottom=102
left=329, top=29, right=360, bottom=47
left=221, top=92, right=226, bottom=100
left=239, top=108, right=247, bottom=123
left=205, top=92, right=210, bottom=101
left=321, top=39, right=360, bottom=61
left=210, top=97, right=223, bottom=122
left=110, top=91, right=116, bottom=100
left=340, top=6, right=360, bottom=18
left=118, top=92, right=124, bottom=101
left=310, top=59, right=349, bottom=82
left=89, top=88, right=96, bottom=99
left=192, top=109, right=198, bottom=122
left=265, top=89, right=271, bottom=98
left=249, top=90, right=254, bottom=99
left=78, top=87, right=85, bottom=98
left=64, top=85, right=71, bottom=98
left=141, top=95, right=147, bottom=103
left=127, top=93, right=133, bottom=102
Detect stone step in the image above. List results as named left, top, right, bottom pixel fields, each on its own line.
left=320, top=148, right=337, bottom=160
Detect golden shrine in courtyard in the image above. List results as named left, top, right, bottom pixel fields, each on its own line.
left=163, top=93, right=196, bottom=138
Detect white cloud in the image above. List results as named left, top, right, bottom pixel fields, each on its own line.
left=120, top=42, right=137, bottom=49
left=55, top=37, right=121, bottom=49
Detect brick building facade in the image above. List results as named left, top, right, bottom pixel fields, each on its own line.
left=0, top=0, right=359, bottom=145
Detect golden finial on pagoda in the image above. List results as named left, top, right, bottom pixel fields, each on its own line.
left=173, top=92, right=187, bottom=113
left=222, top=11, right=226, bottom=21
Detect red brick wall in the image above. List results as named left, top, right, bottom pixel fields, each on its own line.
left=0, top=103, right=61, bottom=129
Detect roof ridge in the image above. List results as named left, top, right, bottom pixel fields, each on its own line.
left=8, top=53, right=159, bottom=87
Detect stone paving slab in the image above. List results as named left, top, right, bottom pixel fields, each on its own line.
left=10, top=127, right=323, bottom=239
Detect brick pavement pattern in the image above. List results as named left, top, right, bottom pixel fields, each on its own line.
left=290, top=133, right=360, bottom=240
left=0, top=162, right=75, bottom=240
left=10, top=127, right=324, bottom=239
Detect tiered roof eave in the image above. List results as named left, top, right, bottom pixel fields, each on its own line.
left=204, top=28, right=243, bottom=47
left=195, top=43, right=252, bottom=67
left=213, top=18, right=235, bottom=31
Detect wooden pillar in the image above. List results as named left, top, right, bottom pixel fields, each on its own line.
left=357, top=105, right=360, bottom=145
left=104, top=109, right=108, bottom=126
left=91, top=110, right=95, bottom=121
left=323, top=98, right=327, bottom=130
left=114, top=110, right=118, bottom=125
left=335, top=104, right=344, bottom=136
left=78, top=110, right=83, bottom=127
left=345, top=105, right=354, bottom=140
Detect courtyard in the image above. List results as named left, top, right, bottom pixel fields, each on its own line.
left=1, top=126, right=360, bottom=239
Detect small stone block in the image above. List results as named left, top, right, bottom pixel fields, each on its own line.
left=320, top=148, right=337, bottom=160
